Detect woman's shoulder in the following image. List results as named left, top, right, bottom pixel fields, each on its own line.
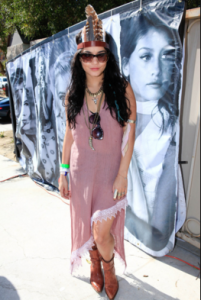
left=125, top=81, right=134, bottom=96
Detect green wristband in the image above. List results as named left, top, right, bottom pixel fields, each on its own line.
left=60, top=164, right=70, bottom=168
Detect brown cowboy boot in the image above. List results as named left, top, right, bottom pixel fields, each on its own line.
left=102, top=254, right=119, bottom=300
left=89, top=245, right=104, bottom=293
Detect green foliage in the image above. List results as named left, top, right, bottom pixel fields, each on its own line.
left=0, top=0, right=200, bottom=43
left=0, top=0, right=133, bottom=41
left=1, top=60, right=7, bottom=68
left=187, top=0, right=200, bottom=9
left=0, top=132, right=5, bottom=138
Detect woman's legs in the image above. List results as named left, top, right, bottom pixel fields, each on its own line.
left=93, top=216, right=115, bottom=261
left=93, top=217, right=119, bottom=300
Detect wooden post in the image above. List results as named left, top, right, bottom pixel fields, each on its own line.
left=186, top=7, right=200, bottom=20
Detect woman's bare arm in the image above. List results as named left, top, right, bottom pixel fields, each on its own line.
left=119, top=83, right=136, bottom=177
left=62, top=94, right=74, bottom=165
left=113, top=83, right=136, bottom=199
left=59, top=92, right=74, bottom=198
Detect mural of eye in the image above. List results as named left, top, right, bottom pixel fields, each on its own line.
left=47, top=129, right=51, bottom=133
left=50, top=150, right=55, bottom=155
left=42, top=135, right=46, bottom=140
left=52, top=136, right=55, bottom=140
left=42, top=159, right=47, bottom=164
left=46, top=154, right=49, bottom=158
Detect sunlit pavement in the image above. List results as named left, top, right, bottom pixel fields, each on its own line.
left=0, top=155, right=200, bottom=300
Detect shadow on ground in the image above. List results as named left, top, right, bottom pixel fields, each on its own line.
left=0, top=118, right=11, bottom=125
left=156, top=243, right=200, bottom=279
left=0, top=277, right=20, bottom=300
left=74, top=274, right=180, bottom=300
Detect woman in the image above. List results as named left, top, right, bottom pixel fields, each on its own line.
left=10, top=67, right=24, bottom=121
left=59, top=5, right=136, bottom=300
left=53, top=47, right=76, bottom=161
left=36, top=51, right=57, bottom=183
left=121, top=13, right=182, bottom=252
left=19, top=85, right=37, bottom=176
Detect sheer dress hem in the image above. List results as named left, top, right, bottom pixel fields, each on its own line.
left=70, top=198, right=128, bottom=274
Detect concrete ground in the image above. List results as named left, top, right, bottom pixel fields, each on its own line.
left=0, top=155, right=200, bottom=300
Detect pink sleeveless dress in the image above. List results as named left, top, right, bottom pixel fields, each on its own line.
left=70, top=99, right=128, bottom=274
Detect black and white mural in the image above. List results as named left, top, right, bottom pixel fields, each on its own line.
left=7, top=0, right=186, bottom=257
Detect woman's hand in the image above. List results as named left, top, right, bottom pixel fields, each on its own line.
left=59, top=175, right=71, bottom=199
left=113, top=174, right=127, bottom=201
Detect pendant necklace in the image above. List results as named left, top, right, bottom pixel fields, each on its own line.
left=82, top=91, right=104, bottom=151
left=86, top=86, right=103, bottom=105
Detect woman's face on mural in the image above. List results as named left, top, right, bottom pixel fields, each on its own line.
left=14, top=83, right=23, bottom=118
left=124, top=28, right=175, bottom=102
left=21, top=88, right=31, bottom=130
left=55, top=74, right=69, bottom=144
left=55, top=75, right=70, bottom=110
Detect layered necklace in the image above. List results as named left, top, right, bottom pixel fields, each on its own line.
left=82, top=90, right=104, bottom=151
left=86, top=86, right=103, bottom=105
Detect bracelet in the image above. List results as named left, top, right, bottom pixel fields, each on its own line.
left=60, top=171, right=68, bottom=177
left=60, top=164, right=70, bottom=177
left=60, top=168, right=69, bottom=172
left=127, top=119, right=136, bottom=124
left=118, top=173, right=127, bottom=180
left=60, top=163, right=70, bottom=168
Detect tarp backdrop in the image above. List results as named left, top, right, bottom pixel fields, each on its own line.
left=6, top=0, right=186, bottom=257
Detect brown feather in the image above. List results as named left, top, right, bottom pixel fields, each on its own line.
left=85, top=22, right=89, bottom=42
left=95, top=19, right=103, bottom=41
left=85, top=5, right=97, bottom=21
left=85, top=5, right=103, bottom=42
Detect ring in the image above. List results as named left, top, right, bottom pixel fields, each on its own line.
left=113, top=189, right=118, bottom=199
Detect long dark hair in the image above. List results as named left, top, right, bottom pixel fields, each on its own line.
left=121, top=13, right=183, bottom=134
left=67, top=32, right=131, bottom=129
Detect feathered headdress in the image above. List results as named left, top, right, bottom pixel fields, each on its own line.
left=77, top=5, right=109, bottom=50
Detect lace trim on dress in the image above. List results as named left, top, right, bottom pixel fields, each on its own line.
left=70, top=198, right=128, bottom=274
left=70, top=236, right=94, bottom=274
left=91, top=197, right=128, bottom=225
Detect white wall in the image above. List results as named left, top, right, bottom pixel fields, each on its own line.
left=180, top=14, right=200, bottom=239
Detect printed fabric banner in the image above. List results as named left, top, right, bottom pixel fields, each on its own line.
left=6, top=0, right=186, bottom=257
